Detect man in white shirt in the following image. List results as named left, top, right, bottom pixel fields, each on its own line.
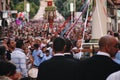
left=11, top=39, right=27, bottom=78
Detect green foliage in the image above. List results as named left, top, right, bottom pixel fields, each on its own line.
left=14, top=2, right=24, bottom=12
left=54, top=0, right=90, bottom=19
left=54, top=0, right=85, bottom=19
left=45, top=6, right=56, bottom=11
left=76, top=0, right=84, bottom=11
left=28, top=0, right=40, bottom=6
left=54, top=0, right=70, bottom=19
left=29, top=2, right=39, bottom=18
left=12, top=0, right=20, bottom=5
left=10, top=0, right=39, bottom=18
left=10, top=0, right=14, bottom=10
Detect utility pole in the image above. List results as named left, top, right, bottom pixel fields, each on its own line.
left=70, top=2, right=74, bottom=23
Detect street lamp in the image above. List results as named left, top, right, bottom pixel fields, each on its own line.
left=70, top=2, right=74, bottom=23
left=26, top=3, right=30, bottom=22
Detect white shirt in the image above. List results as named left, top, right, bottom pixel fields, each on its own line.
left=97, top=51, right=110, bottom=57
left=54, top=53, right=64, bottom=56
left=73, top=51, right=83, bottom=60
left=106, top=70, right=120, bottom=80
left=11, top=48, right=27, bottom=77
left=64, top=53, right=71, bottom=55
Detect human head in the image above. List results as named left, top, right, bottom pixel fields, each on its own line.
left=16, top=39, right=24, bottom=49
left=53, top=37, right=66, bottom=53
left=33, top=43, right=39, bottom=49
left=99, top=35, right=118, bottom=57
left=64, top=38, right=73, bottom=53
left=76, top=39, right=82, bottom=48
left=107, top=30, right=114, bottom=36
left=45, top=49, right=50, bottom=56
left=7, top=38, right=16, bottom=50
left=0, top=61, right=20, bottom=80
left=24, top=47, right=29, bottom=55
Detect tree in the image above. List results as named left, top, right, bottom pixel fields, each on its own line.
left=10, top=0, right=39, bottom=18
left=54, top=0, right=70, bottom=19
left=28, top=0, right=40, bottom=6
left=54, top=0, right=85, bottom=19
left=29, top=2, right=39, bottom=18
left=14, top=2, right=24, bottom=12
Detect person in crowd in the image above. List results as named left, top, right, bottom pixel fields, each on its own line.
left=106, top=70, right=120, bottom=80
left=37, top=37, right=79, bottom=80
left=107, top=30, right=114, bottom=36
left=6, top=38, right=16, bottom=61
left=0, top=61, right=21, bottom=80
left=72, top=39, right=83, bottom=60
left=84, top=31, right=91, bottom=43
left=78, top=35, right=120, bottom=80
left=64, top=38, right=74, bottom=59
left=47, top=42, right=53, bottom=56
left=2, top=37, right=8, bottom=50
left=114, top=32, right=119, bottom=41
left=0, top=45, right=7, bottom=61
left=11, top=39, right=28, bottom=78
left=43, top=48, right=52, bottom=60
left=32, top=43, right=44, bottom=67
left=24, top=47, right=33, bottom=72
left=113, top=42, right=120, bottom=64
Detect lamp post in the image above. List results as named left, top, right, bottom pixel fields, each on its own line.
left=70, top=2, right=74, bottom=23
left=26, top=3, right=30, bottom=22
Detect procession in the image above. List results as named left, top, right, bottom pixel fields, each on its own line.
left=0, top=0, right=120, bottom=80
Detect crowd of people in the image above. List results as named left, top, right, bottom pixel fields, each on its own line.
left=0, top=20, right=120, bottom=80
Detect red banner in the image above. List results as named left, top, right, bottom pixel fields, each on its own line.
left=47, top=1, right=52, bottom=6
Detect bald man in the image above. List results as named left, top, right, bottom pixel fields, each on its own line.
left=77, top=35, right=120, bottom=80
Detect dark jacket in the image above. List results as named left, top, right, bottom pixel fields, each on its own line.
left=37, top=56, right=79, bottom=80
left=78, top=55, right=120, bottom=80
